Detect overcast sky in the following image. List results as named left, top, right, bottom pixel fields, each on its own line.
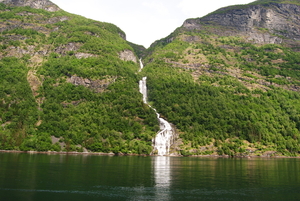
left=51, top=0, right=254, bottom=48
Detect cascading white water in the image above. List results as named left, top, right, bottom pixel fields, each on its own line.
left=138, top=59, right=175, bottom=156
left=139, top=77, right=147, bottom=104
left=139, top=58, right=144, bottom=72
left=153, top=114, right=174, bottom=156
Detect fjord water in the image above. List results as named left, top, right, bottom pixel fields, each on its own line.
left=0, top=153, right=300, bottom=201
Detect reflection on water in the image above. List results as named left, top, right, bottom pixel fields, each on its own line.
left=153, top=156, right=171, bottom=200
left=154, top=156, right=171, bottom=187
left=1, top=154, right=300, bottom=201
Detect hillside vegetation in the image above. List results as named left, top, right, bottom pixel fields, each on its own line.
left=0, top=3, right=157, bottom=154
left=1, top=0, right=300, bottom=157
left=143, top=0, right=300, bottom=156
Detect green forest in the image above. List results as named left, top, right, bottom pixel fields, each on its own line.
left=143, top=19, right=300, bottom=156
left=0, top=3, right=157, bottom=154
left=1, top=0, right=300, bottom=157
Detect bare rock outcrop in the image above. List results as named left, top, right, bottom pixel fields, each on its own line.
left=74, top=52, right=96, bottom=59
left=47, top=16, right=69, bottom=24
left=119, top=32, right=126, bottom=40
left=119, top=50, right=137, bottom=63
left=0, top=0, right=60, bottom=12
left=54, top=43, right=96, bottom=58
left=55, top=43, right=81, bottom=55
left=67, top=75, right=116, bottom=93
left=183, top=3, right=300, bottom=44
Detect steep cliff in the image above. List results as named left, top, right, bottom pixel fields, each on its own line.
left=183, top=1, right=300, bottom=45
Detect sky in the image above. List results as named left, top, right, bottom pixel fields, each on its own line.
left=51, top=0, right=255, bottom=48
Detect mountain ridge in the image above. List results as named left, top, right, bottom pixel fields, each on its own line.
left=0, top=0, right=60, bottom=11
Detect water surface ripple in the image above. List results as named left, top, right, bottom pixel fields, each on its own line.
left=0, top=153, right=299, bottom=201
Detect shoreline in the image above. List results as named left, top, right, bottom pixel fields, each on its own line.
left=1, top=150, right=299, bottom=158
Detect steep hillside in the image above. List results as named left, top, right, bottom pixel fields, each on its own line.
left=0, top=1, right=157, bottom=154
left=143, top=0, right=300, bottom=156
left=2, top=0, right=300, bottom=157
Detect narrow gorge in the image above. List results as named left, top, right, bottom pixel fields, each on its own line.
left=138, top=60, right=176, bottom=156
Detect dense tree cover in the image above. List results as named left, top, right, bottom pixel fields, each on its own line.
left=0, top=57, right=38, bottom=150
left=34, top=54, right=158, bottom=153
left=143, top=29, right=300, bottom=156
left=1, top=2, right=300, bottom=157
left=0, top=3, right=158, bottom=154
left=143, top=63, right=300, bottom=156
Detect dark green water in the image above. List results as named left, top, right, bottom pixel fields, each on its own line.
left=0, top=153, right=299, bottom=201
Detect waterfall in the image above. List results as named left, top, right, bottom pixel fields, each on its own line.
left=139, top=77, right=147, bottom=104
left=139, top=58, right=144, bottom=72
left=138, top=59, right=175, bottom=156
left=153, top=114, right=174, bottom=156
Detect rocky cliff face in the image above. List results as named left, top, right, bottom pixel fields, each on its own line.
left=67, top=75, right=116, bottom=93
left=183, top=2, right=300, bottom=45
left=0, top=0, right=60, bottom=11
left=119, top=50, right=137, bottom=63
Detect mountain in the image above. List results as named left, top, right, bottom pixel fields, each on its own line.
left=183, top=0, right=300, bottom=46
left=1, top=0, right=300, bottom=157
left=0, top=0, right=156, bottom=154
left=143, top=0, right=300, bottom=156
left=0, top=0, right=60, bottom=11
